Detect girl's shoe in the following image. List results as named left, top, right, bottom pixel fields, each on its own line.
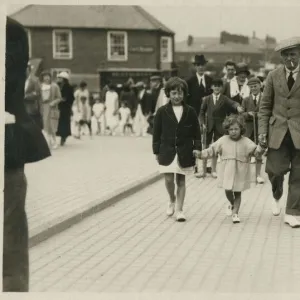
left=211, top=172, right=217, bottom=178
left=176, top=211, right=186, bottom=222
left=166, top=202, right=175, bottom=216
left=226, top=204, right=233, bottom=216
left=232, top=214, right=240, bottom=223
left=257, top=176, right=265, bottom=184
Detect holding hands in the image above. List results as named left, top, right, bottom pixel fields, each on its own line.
left=237, top=106, right=244, bottom=113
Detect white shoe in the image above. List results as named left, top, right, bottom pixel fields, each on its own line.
left=257, top=176, right=265, bottom=184
left=176, top=211, right=186, bottom=222
left=284, top=215, right=300, bottom=228
left=166, top=202, right=175, bottom=216
left=195, top=172, right=206, bottom=178
left=250, top=157, right=256, bottom=163
left=52, top=143, right=58, bottom=150
left=211, top=172, right=217, bottom=178
left=226, top=204, right=233, bottom=217
left=232, top=214, right=240, bottom=223
left=272, top=199, right=281, bottom=216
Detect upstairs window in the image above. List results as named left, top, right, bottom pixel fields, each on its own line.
left=160, top=36, right=173, bottom=63
left=53, top=29, right=73, bottom=59
left=107, top=31, right=128, bottom=61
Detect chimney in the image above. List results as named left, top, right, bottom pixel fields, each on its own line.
left=253, top=31, right=256, bottom=39
left=187, top=35, right=193, bottom=46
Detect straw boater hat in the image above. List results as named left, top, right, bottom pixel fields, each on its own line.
left=275, top=37, right=300, bottom=52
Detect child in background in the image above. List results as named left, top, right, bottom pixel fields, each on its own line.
left=92, top=95, right=106, bottom=135
left=78, top=95, right=92, bottom=137
left=194, top=114, right=263, bottom=224
left=118, top=101, right=132, bottom=136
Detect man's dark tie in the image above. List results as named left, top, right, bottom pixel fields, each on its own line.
left=253, top=96, right=257, bottom=107
left=199, top=78, right=205, bottom=90
left=287, top=71, right=295, bottom=91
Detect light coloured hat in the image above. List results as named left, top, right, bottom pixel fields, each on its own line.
left=57, top=71, right=70, bottom=80
left=275, top=37, right=300, bottom=52
left=247, top=77, right=261, bottom=86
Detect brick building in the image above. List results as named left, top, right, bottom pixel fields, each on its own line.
left=10, top=5, right=176, bottom=91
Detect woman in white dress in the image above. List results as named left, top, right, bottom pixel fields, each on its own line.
left=152, top=77, right=202, bottom=222
left=105, top=83, right=119, bottom=135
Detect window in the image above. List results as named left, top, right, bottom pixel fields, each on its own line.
left=107, top=31, right=128, bottom=61
left=160, top=36, right=172, bottom=63
left=50, top=68, right=71, bottom=80
left=25, top=29, right=32, bottom=58
left=53, top=30, right=73, bottom=59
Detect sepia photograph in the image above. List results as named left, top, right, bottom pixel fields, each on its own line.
left=3, top=0, right=300, bottom=295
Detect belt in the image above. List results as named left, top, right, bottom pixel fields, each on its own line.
left=5, top=112, right=16, bottom=124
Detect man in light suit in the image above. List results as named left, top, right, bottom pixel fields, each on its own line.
left=258, top=37, right=300, bottom=228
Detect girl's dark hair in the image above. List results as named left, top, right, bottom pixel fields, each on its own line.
left=108, top=83, right=116, bottom=90
left=223, top=114, right=246, bottom=135
left=164, top=76, right=189, bottom=98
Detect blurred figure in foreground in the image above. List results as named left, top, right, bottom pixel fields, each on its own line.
left=4, top=17, right=51, bottom=291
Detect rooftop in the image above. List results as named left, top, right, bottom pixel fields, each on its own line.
left=10, top=5, right=174, bottom=34
left=176, top=36, right=277, bottom=54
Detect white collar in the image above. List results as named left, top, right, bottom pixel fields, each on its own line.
left=285, top=64, right=299, bottom=74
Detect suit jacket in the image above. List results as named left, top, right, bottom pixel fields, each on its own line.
left=200, top=94, right=239, bottom=134
left=136, top=89, right=152, bottom=116
left=242, top=94, right=261, bottom=138
left=187, top=74, right=213, bottom=115
left=24, top=75, right=41, bottom=115
left=5, top=17, right=50, bottom=170
left=258, top=65, right=300, bottom=149
left=152, top=102, right=202, bottom=168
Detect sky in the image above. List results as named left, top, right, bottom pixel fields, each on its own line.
left=6, top=0, right=300, bottom=42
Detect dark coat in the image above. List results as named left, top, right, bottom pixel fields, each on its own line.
left=200, top=94, right=239, bottom=134
left=120, top=89, right=138, bottom=117
left=135, top=89, right=152, bottom=116
left=57, top=82, right=75, bottom=138
left=242, top=94, right=261, bottom=139
left=186, top=74, right=213, bottom=116
left=5, top=17, right=50, bottom=170
left=152, top=102, right=202, bottom=168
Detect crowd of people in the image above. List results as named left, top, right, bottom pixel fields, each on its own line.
left=153, top=44, right=300, bottom=229
left=4, top=14, right=300, bottom=292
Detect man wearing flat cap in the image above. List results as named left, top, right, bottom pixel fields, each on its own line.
left=258, top=37, right=300, bottom=228
left=241, top=77, right=264, bottom=184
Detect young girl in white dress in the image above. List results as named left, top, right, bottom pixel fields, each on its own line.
left=194, top=114, right=263, bottom=223
left=153, top=77, right=202, bottom=222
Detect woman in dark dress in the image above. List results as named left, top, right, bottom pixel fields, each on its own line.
left=56, top=72, right=75, bottom=146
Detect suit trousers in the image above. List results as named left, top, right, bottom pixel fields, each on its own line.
left=3, top=167, right=29, bottom=292
left=206, top=126, right=223, bottom=148
left=266, top=130, right=300, bottom=216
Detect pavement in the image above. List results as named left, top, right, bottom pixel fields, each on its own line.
left=25, top=134, right=161, bottom=247
left=29, top=168, right=300, bottom=293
